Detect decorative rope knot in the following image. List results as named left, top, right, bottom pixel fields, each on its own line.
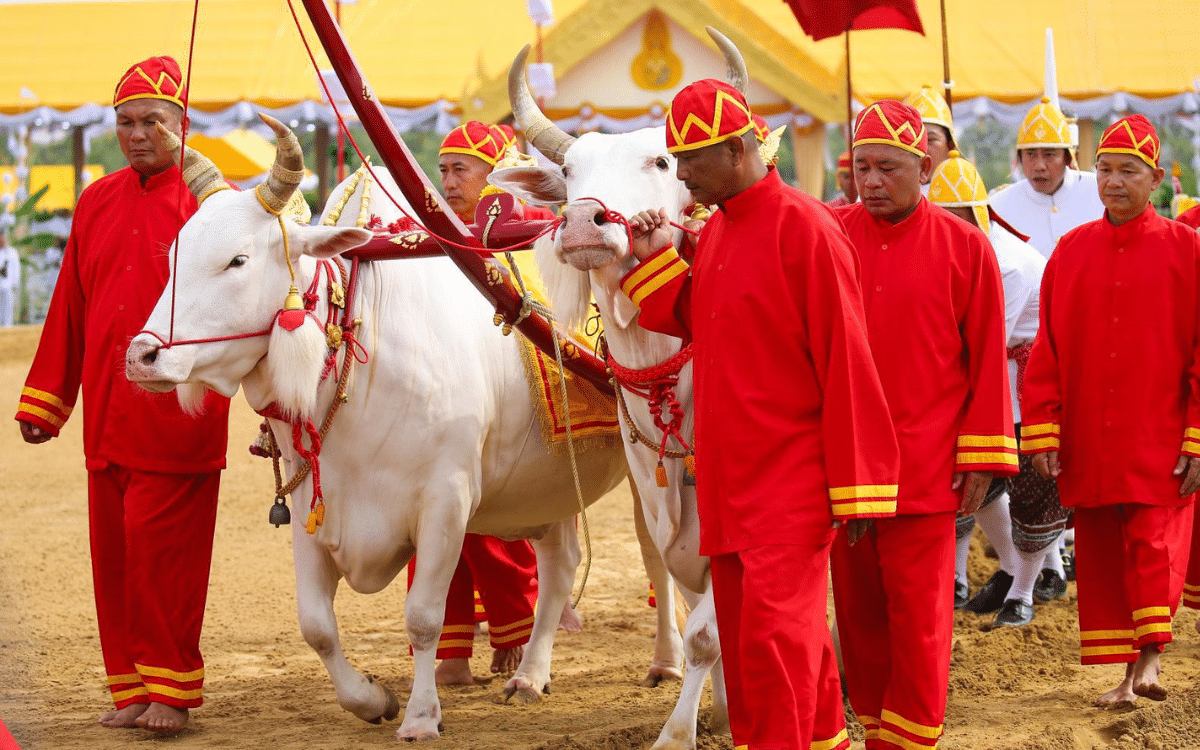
left=607, top=342, right=695, bottom=487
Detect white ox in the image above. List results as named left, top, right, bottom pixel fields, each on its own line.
left=122, top=118, right=668, bottom=740
left=483, top=30, right=753, bottom=750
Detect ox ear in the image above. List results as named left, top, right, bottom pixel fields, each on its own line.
left=488, top=166, right=568, bottom=206
left=293, top=225, right=374, bottom=260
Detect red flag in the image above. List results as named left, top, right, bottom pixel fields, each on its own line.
left=781, top=0, right=924, bottom=41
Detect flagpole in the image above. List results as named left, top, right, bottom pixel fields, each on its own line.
left=940, top=0, right=952, bottom=107
left=845, top=29, right=853, bottom=143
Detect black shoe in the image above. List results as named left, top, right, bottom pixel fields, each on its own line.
left=963, top=570, right=1013, bottom=614
left=993, top=598, right=1035, bottom=627
left=1062, top=550, right=1076, bottom=581
left=1033, top=569, right=1068, bottom=602
left=954, top=579, right=970, bottom=609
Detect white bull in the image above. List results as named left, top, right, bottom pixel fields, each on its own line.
left=483, top=30, right=753, bottom=750
left=123, top=117, right=668, bottom=740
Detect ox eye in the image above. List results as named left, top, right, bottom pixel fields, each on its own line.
left=228, top=255, right=248, bottom=269
left=655, top=157, right=669, bottom=171
left=562, top=166, right=572, bottom=178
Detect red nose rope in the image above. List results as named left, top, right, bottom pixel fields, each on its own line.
left=605, top=341, right=696, bottom=487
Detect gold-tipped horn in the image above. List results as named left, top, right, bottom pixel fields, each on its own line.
left=508, top=44, right=576, bottom=166
left=705, top=26, right=748, bottom=95
left=256, top=113, right=305, bottom=216
left=156, top=123, right=229, bottom=205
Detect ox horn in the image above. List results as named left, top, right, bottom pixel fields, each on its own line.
left=156, top=124, right=227, bottom=203
left=256, top=113, right=306, bottom=215
left=706, top=26, right=748, bottom=95
left=508, top=44, right=576, bottom=166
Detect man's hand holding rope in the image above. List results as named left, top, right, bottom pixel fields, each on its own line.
left=628, top=208, right=675, bottom=261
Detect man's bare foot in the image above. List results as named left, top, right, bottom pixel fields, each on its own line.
left=1096, top=661, right=1138, bottom=708
left=434, top=657, right=478, bottom=686
left=134, top=703, right=189, bottom=734
left=491, top=644, right=523, bottom=674
left=1131, top=646, right=1167, bottom=701
left=99, top=703, right=148, bottom=728
left=558, top=603, right=584, bottom=633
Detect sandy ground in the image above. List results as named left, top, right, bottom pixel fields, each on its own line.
left=2, top=323, right=1200, bottom=750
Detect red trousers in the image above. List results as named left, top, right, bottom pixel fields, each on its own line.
left=407, top=534, right=538, bottom=658
left=711, top=540, right=848, bottom=750
left=831, top=513, right=955, bottom=750
left=1074, top=503, right=1193, bottom=663
left=88, top=465, right=221, bottom=709
left=1183, top=500, right=1200, bottom=609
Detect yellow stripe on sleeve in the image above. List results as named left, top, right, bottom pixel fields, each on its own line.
left=1021, top=423, right=1060, bottom=437
left=1182, top=440, right=1200, bottom=454
left=831, top=500, right=897, bottom=516
left=1020, top=436, right=1060, bottom=451
left=829, top=484, right=899, bottom=500
left=627, top=258, right=689, bottom=307
left=1186, top=427, right=1200, bottom=440
left=956, top=451, right=1019, bottom=466
left=16, top=403, right=64, bottom=429
left=956, top=434, right=1018, bottom=449
left=21, top=386, right=72, bottom=415
left=620, top=248, right=682, bottom=298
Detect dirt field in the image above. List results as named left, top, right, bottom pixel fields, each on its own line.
left=2, top=323, right=1199, bottom=750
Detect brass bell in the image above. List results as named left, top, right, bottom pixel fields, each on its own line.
left=682, top=469, right=696, bottom=487
left=270, top=495, right=291, bottom=527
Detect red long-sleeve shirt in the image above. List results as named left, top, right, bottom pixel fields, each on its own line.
left=836, top=198, right=1017, bottom=515
left=620, top=169, right=900, bottom=555
left=15, top=165, right=229, bottom=473
left=1021, top=205, right=1200, bottom=507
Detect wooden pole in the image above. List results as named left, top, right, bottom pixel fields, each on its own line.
left=314, top=124, right=331, bottom=207
left=845, top=31, right=853, bottom=143
left=940, top=0, right=952, bottom=107
left=71, top=126, right=85, bottom=207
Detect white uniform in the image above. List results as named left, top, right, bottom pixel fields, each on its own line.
left=0, top=244, right=19, bottom=326
left=987, top=223, right=1045, bottom=424
left=990, top=170, right=1105, bottom=259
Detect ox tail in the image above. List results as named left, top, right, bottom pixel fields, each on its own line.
left=533, top=235, right=593, bottom=331
left=266, top=314, right=328, bottom=420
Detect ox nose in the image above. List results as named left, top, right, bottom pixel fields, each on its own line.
left=560, top=202, right=611, bottom=249
left=126, top=338, right=160, bottom=372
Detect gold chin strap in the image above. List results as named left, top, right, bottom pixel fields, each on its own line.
left=256, top=185, right=303, bottom=311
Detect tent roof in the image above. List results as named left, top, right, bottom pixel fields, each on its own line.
left=3, top=0, right=1199, bottom=116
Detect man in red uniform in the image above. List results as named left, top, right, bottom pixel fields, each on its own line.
left=1022, top=114, right=1200, bottom=705
left=406, top=121, right=552, bottom=685
left=620, top=78, right=900, bottom=750
left=832, top=100, right=1017, bottom=749
left=1179, top=196, right=1200, bottom=630
left=14, top=56, right=230, bottom=734
left=826, top=151, right=856, bottom=207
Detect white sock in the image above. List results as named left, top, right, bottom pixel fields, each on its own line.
left=975, top=493, right=1019, bottom=574
left=1009, top=547, right=1042, bottom=605
left=1043, top=530, right=1066, bottom=576
left=955, top=531, right=972, bottom=587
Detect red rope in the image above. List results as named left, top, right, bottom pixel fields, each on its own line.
left=607, top=344, right=695, bottom=463
left=168, top=0, right=203, bottom=346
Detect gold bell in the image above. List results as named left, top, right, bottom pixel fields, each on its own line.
left=284, top=285, right=304, bottom=311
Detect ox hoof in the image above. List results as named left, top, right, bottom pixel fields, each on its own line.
left=366, top=685, right=401, bottom=724
left=501, top=677, right=550, bottom=705
left=396, top=720, right=442, bottom=742
left=640, top=666, right=683, bottom=688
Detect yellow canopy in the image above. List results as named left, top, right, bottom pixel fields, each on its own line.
left=2, top=0, right=1198, bottom=115
left=186, top=130, right=277, bottom=181
left=0, top=165, right=105, bottom=211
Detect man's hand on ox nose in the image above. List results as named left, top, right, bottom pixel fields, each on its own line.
left=629, top=208, right=674, bottom=262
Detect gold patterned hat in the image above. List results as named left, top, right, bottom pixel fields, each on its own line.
left=928, top=150, right=989, bottom=232
left=903, top=84, right=954, bottom=132
left=1016, top=96, right=1072, bottom=150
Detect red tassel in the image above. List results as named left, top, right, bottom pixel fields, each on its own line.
left=277, top=309, right=307, bottom=332
left=655, top=462, right=668, bottom=487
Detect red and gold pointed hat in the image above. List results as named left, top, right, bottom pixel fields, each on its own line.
left=440, top=121, right=505, bottom=166
left=836, top=151, right=852, bottom=174
left=666, top=79, right=753, bottom=154
left=853, top=100, right=928, bottom=158
left=1097, top=114, right=1160, bottom=168
left=113, top=56, right=186, bottom=109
